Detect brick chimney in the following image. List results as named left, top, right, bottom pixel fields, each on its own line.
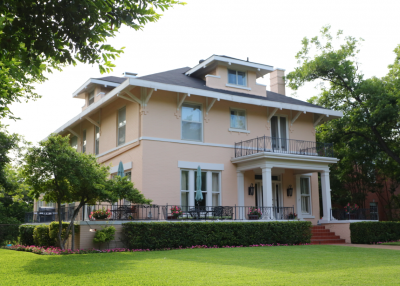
left=270, top=68, right=285, bottom=95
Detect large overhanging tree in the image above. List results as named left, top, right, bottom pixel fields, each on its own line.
left=23, top=134, right=151, bottom=250
left=0, top=0, right=184, bottom=119
left=288, top=26, right=400, bottom=213
left=286, top=26, right=400, bottom=167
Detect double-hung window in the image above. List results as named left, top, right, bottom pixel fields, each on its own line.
left=118, top=107, right=126, bottom=146
left=95, top=126, right=100, bottom=155
left=82, top=130, right=86, bottom=153
left=212, top=173, right=221, bottom=207
left=88, top=90, right=94, bottom=106
left=181, top=170, right=189, bottom=211
left=70, top=136, right=78, bottom=150
left=181, top=104, right=202, bottom=141
left=270, top=115, right=288, bottom=151
left=230, top=109, right=246, bottom=130
left=300, top=177, right=311, bottom=214
left=228, top=69, right=246, bottom=86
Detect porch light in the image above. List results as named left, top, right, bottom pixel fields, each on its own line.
left=287, top=185, right=293, bottom=197
left=248, top=183, right=255, bottom=196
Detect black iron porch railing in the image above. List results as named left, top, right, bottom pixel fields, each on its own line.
left=234, top=136, right=334, bottom=158
left=25, top=205, right=297, bottom=222
left=331, top=207, right=379, bottom=221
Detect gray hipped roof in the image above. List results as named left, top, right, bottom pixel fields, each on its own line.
left=98, top=67, right=324, bottom=109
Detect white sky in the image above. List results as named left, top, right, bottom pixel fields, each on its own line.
left=3, top=0, right=400, bottom=144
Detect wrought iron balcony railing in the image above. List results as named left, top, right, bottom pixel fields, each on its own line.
left=234, top=136, right=334, bottom=158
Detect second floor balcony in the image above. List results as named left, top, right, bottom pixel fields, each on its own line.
left=234, top=136, right=334, bottom=158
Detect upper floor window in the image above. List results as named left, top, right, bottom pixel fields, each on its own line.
left=271, top=115, right=288, bottom=151
left=118, top=107, right=126, bottom=146
left=230, top=109, right=246, bottom=130
left=88, top=90, right=94, bottom=106
left=228, top=69, right=246, bottom=86
left=82, top=130, right=86, bottom=153
left=70, top=136, right=78, bottom=150
left=95, top=126, right=100, bottom=155
left=181, top=103, right=202, bottom=141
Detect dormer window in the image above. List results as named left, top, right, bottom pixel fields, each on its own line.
left=88, top=90, right=94, bottom=105
left=228, top=69, right=246, bottom=86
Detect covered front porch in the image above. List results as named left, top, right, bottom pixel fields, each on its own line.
left=232, top=151, right=338, bottom=224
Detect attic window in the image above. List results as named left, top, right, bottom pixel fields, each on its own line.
left=88, top=90, right=94, bottom=105
left=228, top=69, right=246, bottom=86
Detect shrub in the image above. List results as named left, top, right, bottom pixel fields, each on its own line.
left=48, top=222, right=79, bottom=247
left=121, top=221, right=312, bottom=250
left=351, top=222, right=400, bottom=244
left=33, top=224, right=54, bottom=247
left=0, top=217, right=20, bottom=246
left=93, top=226, right=116, bottom=248
left=19, top=225, right=36, bottom=246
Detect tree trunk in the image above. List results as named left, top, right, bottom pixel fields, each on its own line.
left=61, top=201, right=85, bottom=250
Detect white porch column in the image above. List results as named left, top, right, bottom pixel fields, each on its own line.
left=262, top=167, right=273, bottom=219
left=237, top=171, right=245, bottom=219
left=188, top=170, right=195, bottom=208
left=320, top=170, right=332, bottom=222
left=206, top=171, right=213, bottom=207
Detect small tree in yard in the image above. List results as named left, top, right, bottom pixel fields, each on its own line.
left=23, top=134, right=151, bottom=250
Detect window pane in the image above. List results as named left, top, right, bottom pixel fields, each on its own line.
left=124, top=172, right=131, bottom=181
left=300, top=178, right=310, bottom=194
left=118, top=125, right=126, bottom=146
left=228, top=69, right=236, bottom=84
left=212, top=173, right=219, bottom=193
left=301, top=197, right=310, bottom=213
left=230, top=110, right=246, bottom=129
left=195, top=171, right=207, bottom=192
left=89, top=91, right=94, bottom=105
left=271, top=116, right=278, bottom=148
left=182, top=105, right=201, bottom=122
left=181, top=192, right=189, bottom=211
left=230, top=110, right=236, bottom=128
left=82, top=130, right=86, bottom=153
left=237, top=71, right=246, bottom=86
left=70, top=136, right=78, bottom=150
left=182, top=122, right=202, bottom=141
left=280, top=117, right=287, bottom=150
left=95, top=126, right=100, bottom=155
left=118, top=107, right=126, bottom=127
left=212, top=193, right=219, bottom=207
left=181, top=171, right=189, bottom=190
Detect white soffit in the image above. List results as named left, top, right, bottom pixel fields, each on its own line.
left=178, top=161, right=224, bottom=171
left=72, top=79, right=121, bottom=98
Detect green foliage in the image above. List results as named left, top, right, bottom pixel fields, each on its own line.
left=0, top=0, right=185, bottom=119
left=122, top=222, right=312, bottom=250
left=350, top=222, right=400, bottom=244
left=33, top=225, right=54, bottom=247
left=18, top=225, right=35, bottom=246
left=23, top=134, right=149, bottom=249
left=0, top=216, right=20, bottom=246
left=48, top=222, right=79, bottom=248
left=93, top=226, right=116, bottom=247
left=288, top=26, right=400, bottom=210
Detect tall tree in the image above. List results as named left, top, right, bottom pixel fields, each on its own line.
left=286, top=26, right=400, bottom=167
left=23, top=134, right=151, bottom=249
left=0, top=0, right=184, bottom=119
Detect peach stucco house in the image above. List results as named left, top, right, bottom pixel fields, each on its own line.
left=33, top=55, right=344, bottom=227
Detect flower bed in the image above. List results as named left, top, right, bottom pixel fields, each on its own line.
left=2, top=242, right=311, bottom=255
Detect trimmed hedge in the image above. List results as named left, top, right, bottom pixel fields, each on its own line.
left=351, top=222, right=400, bottom=244
left=32, top=222, right=80, bottom=247
left=121, top=221, right=312, bottom=250
left=0, top=217, right=20, bottom=246
left=19, top=225, right=36, bottom=246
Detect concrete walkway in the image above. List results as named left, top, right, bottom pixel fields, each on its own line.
left=332, top=243, right=400, bottom=250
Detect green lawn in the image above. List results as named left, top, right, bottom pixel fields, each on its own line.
left=1, top=246, right=400, bottom=285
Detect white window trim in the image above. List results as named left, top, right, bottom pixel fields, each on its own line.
left=180, top=102, right=203, bottom=142
left=205, top=75, right=221, bottom=79
left=225, top=83, right=251, bottom=91
left=296, top=174, right=314, bottom=218
left=230, top=108, right=248, bottom=131
left=117, top=106, right=126, bottom=146
left=227, top=69, right=248, bottom=87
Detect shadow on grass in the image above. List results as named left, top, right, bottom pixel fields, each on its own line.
left=19, top=245, right=400, bottom=277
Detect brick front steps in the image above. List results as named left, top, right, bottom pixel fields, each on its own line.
left=311, top=225, right=346, bottom=245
